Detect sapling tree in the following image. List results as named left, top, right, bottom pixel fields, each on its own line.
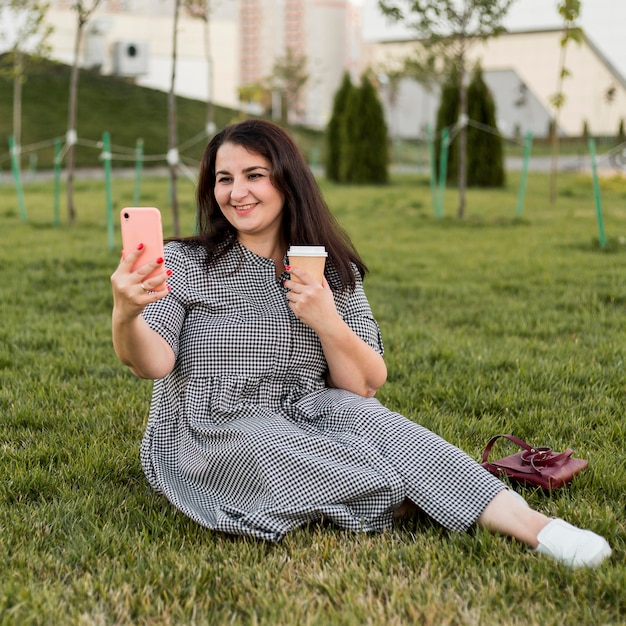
left=549, top=0, right=582, bottom=203
left=378, top=0, right=513, bottom=218
left=66, top=0, right=103, bottom=224
left=0, top=0, right=52, bottom=160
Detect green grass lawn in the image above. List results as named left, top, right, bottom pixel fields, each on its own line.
left=1, top=170, right=625, bottom=625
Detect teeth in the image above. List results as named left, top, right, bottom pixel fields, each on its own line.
left=234, top=204, right=255, bottom=211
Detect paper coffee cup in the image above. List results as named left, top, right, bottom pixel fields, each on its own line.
left=287, top=245, right=327, bottom=284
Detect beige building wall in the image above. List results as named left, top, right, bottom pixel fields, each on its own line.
left=471, top=30, right=626, bottom=136
left=364, top=29, right=626, bottom=137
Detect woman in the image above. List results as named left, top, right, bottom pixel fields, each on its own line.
left=111, top=119, right=611, bottom=568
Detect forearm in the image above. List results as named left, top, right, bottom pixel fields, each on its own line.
left=318, top=314, right=387, bottom=397
left=112, top=312, right=175, bottom=379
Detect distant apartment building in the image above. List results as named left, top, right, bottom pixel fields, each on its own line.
left=239, top=0, right=361, bottom=126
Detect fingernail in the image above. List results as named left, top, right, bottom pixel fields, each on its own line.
left=166, top=269, right=173, bottom=277
left=137, top=243, right=144, bottom=250
left=285, top=265, right=291, bottom=271
left=167, top=285, right=171, bottom=291
left=156, top=257, right=164, bottom=264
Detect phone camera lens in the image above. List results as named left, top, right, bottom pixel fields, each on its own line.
left=123, top=212, right=129, bottom=219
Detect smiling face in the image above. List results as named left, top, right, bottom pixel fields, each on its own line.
left=214, top=142, right=285, bottom=250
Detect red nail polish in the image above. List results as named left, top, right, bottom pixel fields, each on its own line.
left=167, top=285, right=171, bottom=291
left=137, top=243, right=144, bottom=250
left=166, top=269, right=173, bottom=276
left=285, top=265, right=291, bottom=271
left=156, top=257, right=164, bottom=264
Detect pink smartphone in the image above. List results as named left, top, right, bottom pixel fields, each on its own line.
left=120, top=207, right=165, bottom=286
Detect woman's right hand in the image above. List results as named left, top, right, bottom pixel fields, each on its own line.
left=110, top=244, right=176, bottom=379
left=110, top=244, right=171, bottom=321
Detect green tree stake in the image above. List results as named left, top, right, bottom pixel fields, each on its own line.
left=427, top=124, right=438, bottom=217
left=8, top=136, right=27, bottom=222
left=102, top=132, right=114, bottom=250
left=515, top=131, right=533, bottom=217
left=134, top=138, right=144, bottom=206
left=53, top=138, right=62, bottom=226
left=437, top=128, right=449, bottom=218
left=588, top=137, right=606, bottom=249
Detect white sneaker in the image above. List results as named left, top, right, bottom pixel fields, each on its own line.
left=535, top=518, right=612, bottom=568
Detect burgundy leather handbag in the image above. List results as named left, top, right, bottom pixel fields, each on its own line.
left=481, top=434, right=588, bottom=490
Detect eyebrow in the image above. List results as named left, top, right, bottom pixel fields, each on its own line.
left=215, top=165, right=271, bottom=176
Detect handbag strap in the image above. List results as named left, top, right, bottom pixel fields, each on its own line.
left=525, top=448, right=574, bottom=473
left=481, top=434, right=574, bottom=475
left=481, top=434, right=535, bottom=464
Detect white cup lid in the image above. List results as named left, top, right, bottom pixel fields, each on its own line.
left=287, top=245, right=327, bottom=257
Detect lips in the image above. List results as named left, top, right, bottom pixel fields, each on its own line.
left=233, top=203, right=257, bottom=212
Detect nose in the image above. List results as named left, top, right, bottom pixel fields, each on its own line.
left=230, top=175, right=248, bottom=202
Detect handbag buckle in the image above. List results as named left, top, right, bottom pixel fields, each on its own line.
left=521, top=447, right=552, bottom=465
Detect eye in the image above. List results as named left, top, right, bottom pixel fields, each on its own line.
left=248, top=172, right=264, bottom=180
left=216, top=175, right=232, bottom=184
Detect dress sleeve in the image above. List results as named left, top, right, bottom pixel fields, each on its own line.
left=340, top=270, right=384, bottom=356
left=141, top=242, right=188, bottom=358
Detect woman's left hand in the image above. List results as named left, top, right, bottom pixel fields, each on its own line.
left=284, top=266, right=386, bottom=397
left=284, top=267, right=340, bottom=333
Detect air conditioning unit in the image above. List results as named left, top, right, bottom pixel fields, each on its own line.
left=113, top=41, right=149, bottom=77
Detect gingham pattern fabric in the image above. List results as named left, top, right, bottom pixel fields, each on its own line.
left=139, top=241, right=505, bottom=541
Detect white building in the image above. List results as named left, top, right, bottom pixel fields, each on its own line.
left=42, top=0, right=241, bottom=111
left=363, top=29, right=626, bottom=139
left=37, top=0, right=362, bottom=129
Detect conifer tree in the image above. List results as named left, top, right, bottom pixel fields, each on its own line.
left=434, top=66, right=460, bottom=185
left=467, top=65, right=505, bottom=187
left=617, top=118, right=625, bottom=144
left=326, top=72, right=353, bottom=182
left=339, top=73, right=389, bottom=184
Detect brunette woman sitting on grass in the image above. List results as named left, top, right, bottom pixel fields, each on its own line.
left=110, top=119, right=611, bottom=569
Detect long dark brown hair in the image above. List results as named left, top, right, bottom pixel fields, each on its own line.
left=176, top=119, right=367, bottom=291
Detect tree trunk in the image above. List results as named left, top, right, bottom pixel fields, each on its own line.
left=203, top=0, right=215, bottom=135
left=168, top=0, right=181, bottom=237
left=67, top=17, right=84, bottom=225
left=550, top=34, right=568, bottom=204
left=457, top=52, right=467, bottom=219
left=13, top=49, right=23, bottom=155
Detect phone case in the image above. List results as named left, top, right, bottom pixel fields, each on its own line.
left=120, top=207, right=165, bottom=286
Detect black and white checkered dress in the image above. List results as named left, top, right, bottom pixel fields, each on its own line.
left=140, top=241, right=505, bottom=541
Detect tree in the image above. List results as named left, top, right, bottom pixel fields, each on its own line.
left=378, top=0, right=513, bottom=218
left=617, top=119, right=625, bottom=145
left=266, top=47, right=309, bottom=124
left=168, top=0, right=182, bottom=236
left=183, top=0, right=219, bottom=135
left=237, top=82, right=272, bottom=117
left=325, top=72, right=354, bottom=182
left=340, top=73, right=389, bottom=184
left=466, top=63, right=504, bottom=187
left=66, top=0, right=103, bottom=224
left=549, top=0, right=582, bottom=204
left=0, top=0, right=52, bottom=160
left=434, top=65, right=460, bottom=185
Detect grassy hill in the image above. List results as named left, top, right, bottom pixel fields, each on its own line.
left=0, top=56, right=325, bottom=171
